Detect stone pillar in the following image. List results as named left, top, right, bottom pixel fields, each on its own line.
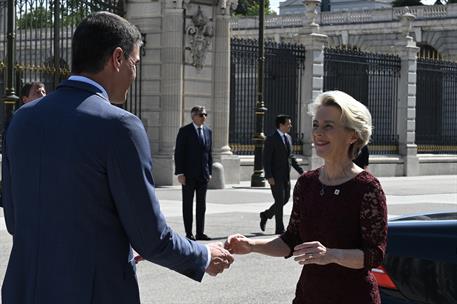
left=396, top=12, right=419, bottom=176
left=153, top=0, right=187, bottom=185
left=126, top=0, right=163, bottom=175
left=211, top=0, right=240, bottom=186
left=297, top=0, right=327, bottom=170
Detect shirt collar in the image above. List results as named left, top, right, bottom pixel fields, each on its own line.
left=68, top=75, right=109, bottom=102
left=193, top=122, right=204, bottom=131
left=277, top=129, right=286, bottom=137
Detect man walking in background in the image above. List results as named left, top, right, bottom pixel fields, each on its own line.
left=175, top=106, right=213, bottom=241
left=260, top=114, right=304, bottom=234
left=1, top=12, right=232, bottom=304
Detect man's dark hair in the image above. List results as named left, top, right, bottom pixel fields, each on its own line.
left=191, top=105, right=207, bottom=116
left=21, top=82, right=44, bottom=98
left=275, top=114, right=291, bottom=128
left=71, top=11, right=142, bottom=74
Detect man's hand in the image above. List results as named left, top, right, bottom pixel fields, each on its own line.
left=225, top=234, right=253, bottom=255
left=206, top=242, right=234, bottom=276
left=267, top=178, right=275, bottom=186
left=177, top=175, right=186, bottom=185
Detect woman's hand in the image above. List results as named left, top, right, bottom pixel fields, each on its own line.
left=293, top=241, right=335, bottom=266
left=225, top=234, right=254, bottom=255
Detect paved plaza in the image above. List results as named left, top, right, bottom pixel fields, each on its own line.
left=1, top=175, right=456, bottom=303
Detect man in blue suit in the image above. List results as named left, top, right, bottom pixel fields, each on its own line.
left=1, top=12, right=233, bottom=304
left=174, top=106, right=212, bottom=241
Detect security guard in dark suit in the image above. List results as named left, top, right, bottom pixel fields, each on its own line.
left=260, top=114, right=304, bottom=234
left=174, top=106, right=213, bottom=241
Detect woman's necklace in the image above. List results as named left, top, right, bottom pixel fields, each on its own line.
left=319, top=165, right=353, bottom=196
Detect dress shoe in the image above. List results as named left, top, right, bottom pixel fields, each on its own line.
left=195, top=234, right=212, bottom=241
left=186, top=234, right=196, bottom=241
left=259, top=212, right=268, bottom=232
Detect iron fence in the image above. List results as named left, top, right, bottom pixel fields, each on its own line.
left=0, top=0, right=142, bottom=122
left=323, top=48, right=401, bottom=155
left=416, top=58, right=457, bottom=154
left=229, top=38, right=306, bottom=155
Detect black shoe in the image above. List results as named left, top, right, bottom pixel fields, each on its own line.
left=186, top=234, right=196, bottom=241
left=260, top=212, right=268, bottom=232
left=196, top=234, right=212, bottom=241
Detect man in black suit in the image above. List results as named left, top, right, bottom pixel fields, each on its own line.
left=260, top=114, right=304, bottom=234
left=175, top=106, right=212, bottom=241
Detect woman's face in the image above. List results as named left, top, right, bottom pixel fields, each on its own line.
left=312, top=105, right=357, bottom=162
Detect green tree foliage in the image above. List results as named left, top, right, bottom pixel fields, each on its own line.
left=234, top=0, right=274, bottom=16
left=17, top=6, right=52, bottom=29
left=391, top=0, right=423, bottom=6
left=16, top=0, right=113, bottom=29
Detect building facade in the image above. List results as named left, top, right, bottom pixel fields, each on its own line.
left=279, top=0, right=392, bottom=15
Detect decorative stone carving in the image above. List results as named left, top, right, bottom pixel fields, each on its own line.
left=400, top=9, right=416, bottom=44
left=186, top=6, right=214, bottom=70
left=305, top=0, right=321, bottom=30
left=218, top=0, right=239, bottom=16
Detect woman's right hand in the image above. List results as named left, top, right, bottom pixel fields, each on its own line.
left=225, top=234, right=254, bottom=255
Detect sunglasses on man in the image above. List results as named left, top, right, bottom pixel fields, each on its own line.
left=198, top=113, right=207, bottom=117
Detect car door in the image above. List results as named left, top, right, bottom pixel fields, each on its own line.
left=383, top=220, right=457, bottom=304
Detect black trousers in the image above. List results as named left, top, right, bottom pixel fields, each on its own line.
left=264, top=179, right=291, bottom=233
left=182, top=177, right=208, bottom=236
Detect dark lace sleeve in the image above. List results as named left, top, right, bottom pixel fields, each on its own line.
left=280, top=177, right=304, bottom=258
left=360, top=178, right=388, bottom=270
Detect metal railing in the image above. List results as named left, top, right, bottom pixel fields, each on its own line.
left=416, top=58, right=457, bottom=154
left=323, top=47, right=401, bottom=155
left=0, top=0, right=142, bottom=130
left=229, top=38, right=306, bottom=155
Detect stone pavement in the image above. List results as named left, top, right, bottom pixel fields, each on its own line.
left=1, top=175, right=456, bottom=303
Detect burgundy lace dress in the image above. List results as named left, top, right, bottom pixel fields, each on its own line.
left=281, top=169, right=387, bottom=304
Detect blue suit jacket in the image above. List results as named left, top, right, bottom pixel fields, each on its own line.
left=1, top=80, right=208, bottom=304
left=174, top=123, right=212, bottom=180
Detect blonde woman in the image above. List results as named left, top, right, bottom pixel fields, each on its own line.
left=226, top=91, right=387, bottom=304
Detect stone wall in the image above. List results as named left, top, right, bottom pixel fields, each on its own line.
left=127, top=0, right=239, bottom=186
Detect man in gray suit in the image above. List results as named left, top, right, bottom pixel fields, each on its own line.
left=1, top=11, right=233, bottom=304
left=260, top=114, right=304, bottom=234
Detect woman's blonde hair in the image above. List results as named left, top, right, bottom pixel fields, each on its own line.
left=308, top=90, right=372, bottom=159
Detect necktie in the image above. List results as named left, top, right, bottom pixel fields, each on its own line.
left=198, top=127, right=204, bottom=145
left=283, top=134, right=290, bottom=154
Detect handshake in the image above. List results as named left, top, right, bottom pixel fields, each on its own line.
left=205, top=234, right=254, bottom=276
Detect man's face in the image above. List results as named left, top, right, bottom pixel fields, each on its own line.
left=111, top=44, right=140, bottom=104
left=279, top=119, right=292, bottom=134
left=191, top=112, right=207, bottom=126
left=24, top=84, right=46, bottom=103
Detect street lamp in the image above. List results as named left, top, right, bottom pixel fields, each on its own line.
left=250, top=0, right=267, bottom=187
left=2, top=0, right=19, bottom=149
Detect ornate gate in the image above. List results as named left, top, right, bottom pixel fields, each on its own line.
left=0, top=0, right=142, bottom=132
left=229, top=38, right=306, bottom=155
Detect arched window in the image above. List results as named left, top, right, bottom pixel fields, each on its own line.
left=418, top=44, right=442, bottom=60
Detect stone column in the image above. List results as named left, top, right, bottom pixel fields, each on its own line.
left=297, top=0, right=327, bottom=170
left=210, top=0, right=240, bottom=186
left=153, top=0, right=187, bottom=185
left=395, top=12, right=419, bottom=176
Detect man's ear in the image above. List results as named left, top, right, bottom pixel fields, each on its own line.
left=111, top=47, right=124, bottom=71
